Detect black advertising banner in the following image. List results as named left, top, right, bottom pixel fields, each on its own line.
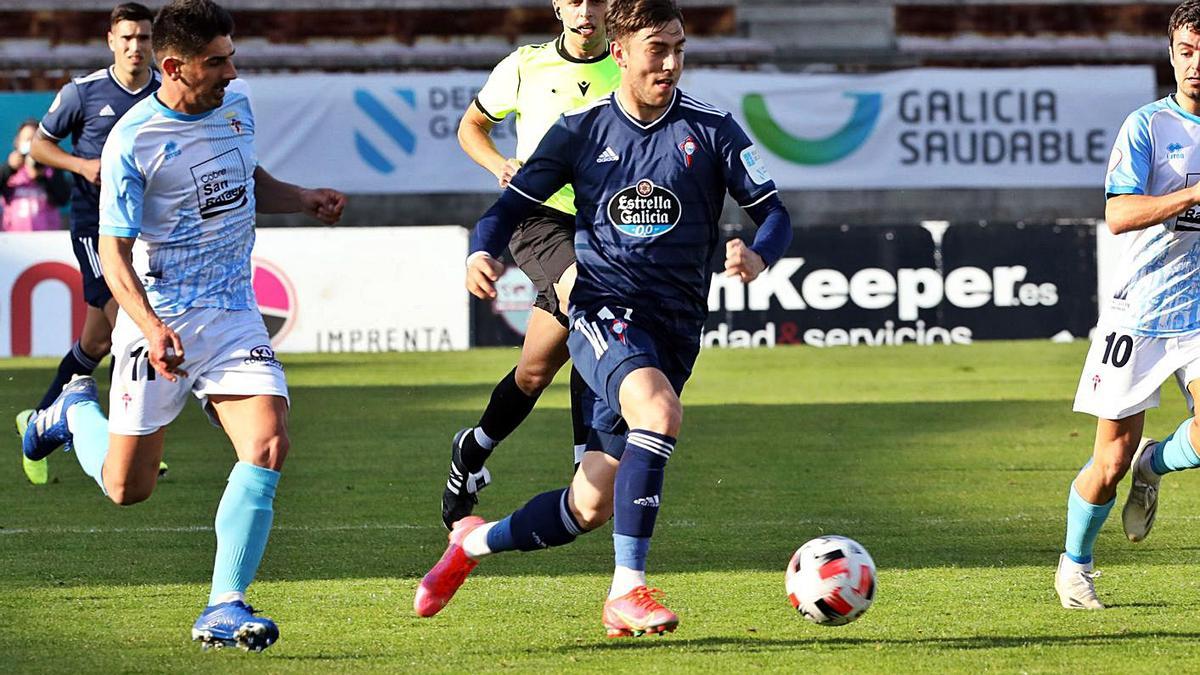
left=472, top=223, right=1098, bottom=348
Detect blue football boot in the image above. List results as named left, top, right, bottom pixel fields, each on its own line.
left=22, top=375, right=98, bottom=461
left=191, top=600, right=279, bottom=652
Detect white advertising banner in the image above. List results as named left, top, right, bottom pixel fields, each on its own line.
left=247, top=66, right=1153, bottom=193
left=693, top=67, right=1154, bottom=189
left=251, top=72, right=512, bottom=195
left=0, top=227, right=469, bottom=357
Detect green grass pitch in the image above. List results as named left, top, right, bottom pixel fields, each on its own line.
left=4, top=342, right=1200, bottom=673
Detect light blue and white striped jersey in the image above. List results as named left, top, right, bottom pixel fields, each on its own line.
left=99, top=79, right=257, bottom=317
left=1105, top=95, right=1200, bottom=337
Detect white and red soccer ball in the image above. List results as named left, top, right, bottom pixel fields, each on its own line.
left=786, top=535, right=876, bottom=626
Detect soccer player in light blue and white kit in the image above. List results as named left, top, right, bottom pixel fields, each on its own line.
left=20, top=0, right=346, bottom=651
left=1057, top=0, right=1200, bottom=610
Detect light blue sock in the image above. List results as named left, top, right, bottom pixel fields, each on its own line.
left=1064, top=480, right=1114, bottom=565
left=66, top=400, right=109, bottom=492
left=613, top=533, right=651, bottom=571
left=1149, top=419, right=1200, bottom=475
left=209, top=462, right=280, bottom=606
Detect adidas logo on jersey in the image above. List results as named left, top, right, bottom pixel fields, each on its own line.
left=633, top=495, right=660, bottom=508
left=596, top=146, right=620, bottom=163
left=99, top=104, right=116, bottom=117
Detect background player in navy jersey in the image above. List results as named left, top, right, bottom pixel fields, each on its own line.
left=15, top=3, right=160, bottom=485
left=415, top=0, right=792, bottom=637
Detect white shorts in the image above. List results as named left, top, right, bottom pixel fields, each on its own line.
left=1073, top=324, right=1200, bottom=420
left=108, top=306, right=290, bottom=436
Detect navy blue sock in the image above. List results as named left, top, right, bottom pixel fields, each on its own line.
left=493, top=488, right=583, bottom=552
left=37, top=342, right=100, bottom=411
left=613, top=430, right=675, bottom=540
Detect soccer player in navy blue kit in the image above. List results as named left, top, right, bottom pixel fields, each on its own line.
left=16, top=3, right=160, bottom=484
left=415, top=0, right=792, bottom=637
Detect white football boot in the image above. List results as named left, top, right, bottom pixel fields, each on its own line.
left=1055, top=553, right=1104, bottom=610
left=1122, top=437, right=1160, bottom=543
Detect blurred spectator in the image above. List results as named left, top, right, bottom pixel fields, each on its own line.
left=1, top=119, right=69, bottom=231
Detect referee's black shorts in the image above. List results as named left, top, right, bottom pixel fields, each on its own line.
left=509, top=205, right=575, bottom=323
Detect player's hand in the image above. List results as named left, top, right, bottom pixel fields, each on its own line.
left=497, top=158, right=523, bottom=189
left=723, top=238, right=767, bottom=283
left=147, top=323, right=188, bottom=382
left=77, top=158, right=101, bottom=185
left=466, top=252, right=504, bottom=300
left=7, top=150, right=22, bottom=170
left=300, top=188, right=347, bottom=225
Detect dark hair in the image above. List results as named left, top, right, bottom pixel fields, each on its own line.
left=111, top=3, right=154, bottom=27
left=152, top=0, right=234, bottom=59
left=606, top=0, right=683, bottom=43
left=1170, top=0, right=1200, bottom=43
left=19, top=117, right=38, bottom=131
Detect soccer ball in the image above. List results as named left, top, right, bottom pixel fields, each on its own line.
left=785, top=535, right=876, bottom=626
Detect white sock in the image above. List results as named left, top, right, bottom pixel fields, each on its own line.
left=608, top=566, right=647, bottom=599
left=461, top=521, right=497, bottom=560
left=211, top=591, right=245, bottom=605
left=472, top=427, right=497, bottom=451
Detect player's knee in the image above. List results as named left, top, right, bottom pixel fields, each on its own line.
left=105, top=479, right=152, bottom=506
left=262, top=433, right=290, bottom=470
left=515, top=363, right=555, bottom=395
left=628, top=397, right=682, bottom=437
left=1094, top=453, right=1132, bottom=487
left=573, top=497, right=613, bottom=531
left=81, top=334, right=112, bottom=359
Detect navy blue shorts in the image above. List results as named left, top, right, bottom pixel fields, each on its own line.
left=70, top=231, right=112, bottom=309
left=567, top=302, right=700, bottom=459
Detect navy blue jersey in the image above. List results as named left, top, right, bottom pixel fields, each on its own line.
left=39, top=67, right=161, bottom=234
left=504, top=89, right=779, bottom=326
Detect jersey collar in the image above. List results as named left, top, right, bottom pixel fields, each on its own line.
left=612, top=88, right=679, bottom=133
left=555, top=33, right=611, bottom=64
left=107, top=65, right=158, bottom=96
left=150, top=93, right=216, bottom=121
left=1167, top=94, right=1200, bottom=125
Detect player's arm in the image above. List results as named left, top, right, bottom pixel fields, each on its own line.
left=31, top=82, right=100, bottom=184
left=716, top=117, right=793, bottom=282
left=725, top=194, right=793, bottom=283
left=1101, top=110, right=1180, bottom=235
left=466, top=119, right=577, bottom=299
left=252, top=165, right=346, bottom=225
left=99, top=234, right=187, bottom=381
left=1105, top=190, right=1200, bottom=235
left=30, top=133, right=99, bottom=185
left=461, top=52, right=522, bottom=187
left=458, top=104, right=522, bottom=188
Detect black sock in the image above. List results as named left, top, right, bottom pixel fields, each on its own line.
left=36, top=342, right=101, bottom=411
left=464, top=368, right=542, bottom=471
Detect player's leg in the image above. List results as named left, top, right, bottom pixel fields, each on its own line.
left=1122, top=367, right=1200, bottom=542
left=16, top=245, right=115, bottom=485
left=444, top=308, right=570, bottom=526
left=443, top=213, right=577, bottom=528
left=1057, top=414, right=1143, bottom=609
left=415, top=445, right=618, bottom=618
left=600, top=366, right=682, bottom=636
left=191, top=393, right=287, bottom=652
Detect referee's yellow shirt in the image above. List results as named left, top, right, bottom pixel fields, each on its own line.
left=474, top=34, right=620, bottom=217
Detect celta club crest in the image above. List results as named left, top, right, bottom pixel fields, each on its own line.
left=678, top=136, right=696, bottom=168
left=229, top=117, right=243, bottom=134
left=610, top=318, right=628, bottom=343
left=1092, top=374, right=1101, bottom=390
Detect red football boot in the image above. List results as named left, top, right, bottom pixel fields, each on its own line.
left=414, top=516, right=486, bottom=617
left=602, top=586, right=680, bottom=638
